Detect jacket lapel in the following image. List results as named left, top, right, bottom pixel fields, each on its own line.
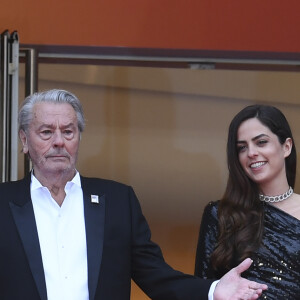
left=9, top=176, right=47, bottom=300
left=81, top=177, right=106, bottom=300
left=9, top=176, right=106, bottom=300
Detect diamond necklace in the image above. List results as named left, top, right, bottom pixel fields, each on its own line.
left=259, top=187, right=293, bottom=203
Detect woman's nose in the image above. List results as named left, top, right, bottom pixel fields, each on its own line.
left=247, top=145, right=258, bottom=157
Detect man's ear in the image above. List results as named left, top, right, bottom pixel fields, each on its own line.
left=19, top=130, right=29, bottom=154
left=283, top=137, right=293, bottom=158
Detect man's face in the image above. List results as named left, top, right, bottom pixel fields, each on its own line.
left=20, top=102, right=81, bottom=180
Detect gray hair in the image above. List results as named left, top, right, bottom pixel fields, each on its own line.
left=18, top=89, right=85, bottom=132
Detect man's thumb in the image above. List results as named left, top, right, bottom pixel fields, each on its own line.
left=235, top=258, right=253, bottom=274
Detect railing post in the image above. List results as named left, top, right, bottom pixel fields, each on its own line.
left=19, top=48, right=38, bottom=175
left=0, top=30, right=19, bottom=182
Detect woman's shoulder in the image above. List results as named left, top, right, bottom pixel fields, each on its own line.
left=265, top=193, right=300, bottom=222
left=202, top=200, right=220, bottom=220
left=204, top=200, right=219, bottom=213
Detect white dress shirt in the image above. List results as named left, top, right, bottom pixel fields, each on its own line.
left=209, top=280, right=219, bottom=299
left=31, top=172, right=89, bottom=300
left=30, top=171, right=217, bottom=299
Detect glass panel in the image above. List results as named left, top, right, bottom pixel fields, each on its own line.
left=18, top=64, right=300, bottom=299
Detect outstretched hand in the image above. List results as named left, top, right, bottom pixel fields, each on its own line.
left=214, top=258, right=268, bottom=300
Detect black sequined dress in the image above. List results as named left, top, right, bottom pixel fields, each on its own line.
left=194, top=201, right=300, bottom=300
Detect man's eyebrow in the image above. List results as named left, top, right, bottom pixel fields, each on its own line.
left=37, top=123, right=76, bottom=129
left=60, top=123, right=76, bottom=128
left=37, top=124, right=54, bottom=130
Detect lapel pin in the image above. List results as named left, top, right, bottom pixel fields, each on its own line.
left=91, top=195, right=99, bottom=204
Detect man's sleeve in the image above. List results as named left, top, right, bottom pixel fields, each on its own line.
left=128, top=187, right=213, bottom=300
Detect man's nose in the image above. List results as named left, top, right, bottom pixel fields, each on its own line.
left=52, top=131, right=64, bottom=147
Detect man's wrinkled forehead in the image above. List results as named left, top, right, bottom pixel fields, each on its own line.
left=30, top=102, right=78, bottom=127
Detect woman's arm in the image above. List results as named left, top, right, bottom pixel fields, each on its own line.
left=194, top=201, right=220, bottom=279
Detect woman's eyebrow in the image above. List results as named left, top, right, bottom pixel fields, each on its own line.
left=237, top=133, right=269, bottom=144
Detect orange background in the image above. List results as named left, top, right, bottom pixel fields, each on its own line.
left=1, top=0, right=300, bottom=52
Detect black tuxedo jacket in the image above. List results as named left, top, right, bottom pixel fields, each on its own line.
left=0, top=175, right=212, bottom=299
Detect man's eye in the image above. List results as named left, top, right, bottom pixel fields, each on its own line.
left=41, top=130, right=52, bottom=135
left=40, top=130, right=52, bottom=139
left=64, top=130, right=73, bottom=136
left=64, top=130, right=74, bottom=139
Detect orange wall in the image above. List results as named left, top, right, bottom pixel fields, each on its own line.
left=2, top=0, right=300, bottom=52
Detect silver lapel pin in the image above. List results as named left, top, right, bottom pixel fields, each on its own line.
left=91, top=195, right=99, bottom=204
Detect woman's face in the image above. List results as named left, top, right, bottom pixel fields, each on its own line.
left=236, top=118, right=292, bottom=189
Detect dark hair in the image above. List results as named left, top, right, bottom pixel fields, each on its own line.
left=211, top=104, right=297, bottom=272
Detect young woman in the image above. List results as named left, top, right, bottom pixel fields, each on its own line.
left=195, top=105, right=300, bottom=299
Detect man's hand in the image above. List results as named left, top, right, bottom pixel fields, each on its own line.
left=214, top=258, right=268, bottom=300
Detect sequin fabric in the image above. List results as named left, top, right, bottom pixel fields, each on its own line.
left=194, top=201, right=300, bottom=300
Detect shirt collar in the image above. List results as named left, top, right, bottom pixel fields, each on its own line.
left=31, top=170, right=81, bottom=191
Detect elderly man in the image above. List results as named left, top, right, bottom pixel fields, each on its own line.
left=0, top=89, right=267, bottom=299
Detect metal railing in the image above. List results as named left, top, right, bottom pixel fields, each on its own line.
left=0, top=30, right=19, bottom=182
left=19, top=48, right=38, bottom=175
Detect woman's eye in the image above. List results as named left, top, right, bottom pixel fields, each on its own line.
left=237, top=145, right=246, bottom=152
left=258, top=140, right=268, bottom=146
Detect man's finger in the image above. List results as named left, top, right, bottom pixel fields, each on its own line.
left=249, top=282, right=268, bottom=291
left=234, top=258, right=253, bottom=274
